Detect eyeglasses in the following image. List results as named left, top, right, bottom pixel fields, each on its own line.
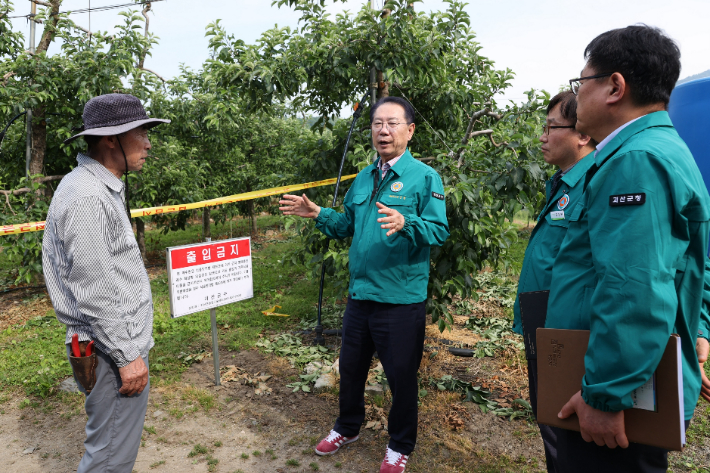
left=371, top=120, right=408, bottom=131
left=569, top=72, right=613, bottom=95
left=542, top=124, right=575, bottom=136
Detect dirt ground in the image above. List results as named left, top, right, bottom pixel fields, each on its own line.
left=2, top=286, right=709, bottom=472
left=0, top=327, right=549, bottom=473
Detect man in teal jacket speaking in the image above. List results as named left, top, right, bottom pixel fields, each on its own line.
left=548, top=25, right=710, bottom=472
left=280, top=96, right=449, bottom=473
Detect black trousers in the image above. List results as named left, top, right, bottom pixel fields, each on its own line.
left=528, top=358, right=563, bottom=473
left=528, top=358, right=686, bottom=473
left=333, top=296, right=426, bottom=455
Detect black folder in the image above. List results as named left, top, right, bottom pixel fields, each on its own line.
left=519, top=290, right=549, bottom=360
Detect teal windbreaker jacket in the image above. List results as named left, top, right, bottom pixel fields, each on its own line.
left=546, top=112, right=710, bottom=420
left=315, top=149, right=449, bottom=304
left=512, top=152, right=595, bottom=335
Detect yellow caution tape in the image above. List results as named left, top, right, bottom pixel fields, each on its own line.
left=0, top=174, right=356, bottom=236
left=261, top=305, right=290, bottom=317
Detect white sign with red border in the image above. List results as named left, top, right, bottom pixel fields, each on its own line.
left=166, top=237, right=253, bottom=318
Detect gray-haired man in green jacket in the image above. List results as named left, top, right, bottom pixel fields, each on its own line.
left=548, top=25, right=710, bottom=472
left=279, top=96, right=448, bottom=473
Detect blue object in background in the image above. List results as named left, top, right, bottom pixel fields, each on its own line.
left=669, top=77, right=710, bottom=253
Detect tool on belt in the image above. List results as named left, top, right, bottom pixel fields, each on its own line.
left=69, top=333, right=98, bottom=394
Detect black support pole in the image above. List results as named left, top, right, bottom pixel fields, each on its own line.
left=313, top=91, right=370, bottom=346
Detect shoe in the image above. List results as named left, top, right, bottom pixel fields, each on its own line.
left=380, top=447, right=409, bottom=473
left=314, top=430, right=359, bottom=456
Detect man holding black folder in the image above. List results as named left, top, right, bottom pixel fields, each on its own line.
left=543, top=26, right=710, bottom=472
left=512, top=91, right=595, bottom=472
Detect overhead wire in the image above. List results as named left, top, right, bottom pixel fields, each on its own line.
left=6, top=0, right=164, bottom=19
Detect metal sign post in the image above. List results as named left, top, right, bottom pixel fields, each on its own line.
left=210, top=308, right=220, bottom=386
left=166, top=236, right=254, bottom=385
left=205, top=237, right=220, bottom=386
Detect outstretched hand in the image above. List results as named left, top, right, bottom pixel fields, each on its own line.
left=558, top=390, right=629, bottom=449
left=279, top=194, right=320, bottom=219
left=697, top=338, right=710, bottom=403
left=376, top=202, right=405, bottom=237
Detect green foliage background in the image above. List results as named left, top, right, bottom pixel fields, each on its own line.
left=0, top=0, right=553, bottom=329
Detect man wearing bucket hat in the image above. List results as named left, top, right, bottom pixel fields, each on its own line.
left=42, top=93, right=169, bottom=473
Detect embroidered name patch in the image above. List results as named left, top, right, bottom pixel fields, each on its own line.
left=609, top=193, right=646, bottom=206
left=432, top=192, right=444, bottom=200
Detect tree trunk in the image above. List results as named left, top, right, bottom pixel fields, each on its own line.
left=248, top=200, right=257, bottom=236
left=25, top=0, right=61, bottom=181
left=376, top=70, right=389, bottom=100
left=35, top=1, right=62, bottom=53
left=136, top=218, right=148, bottom=264
left=29, top=106, right=46, bottom=176
left=202, top=207, right=211, bottom=240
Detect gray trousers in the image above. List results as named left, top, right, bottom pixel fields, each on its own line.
left=67, top=346, right=150, bottom=473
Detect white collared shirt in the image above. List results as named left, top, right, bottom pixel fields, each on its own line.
left=594, top=116, right=644, bottom=158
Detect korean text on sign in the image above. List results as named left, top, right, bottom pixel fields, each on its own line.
left=167, top=237, right=253, bottom=318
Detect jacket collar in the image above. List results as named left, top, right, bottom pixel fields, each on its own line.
left=370, top=148, right=414, bottom=177
left=561, top=151, right=596, bottom=187
left=77, top=153, right=125, bottom=194
left=594, top=111, right=674, bottom=168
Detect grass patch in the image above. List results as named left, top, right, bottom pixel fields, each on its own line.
left=0, top=315, right=71, bottom=397
left=188, top=444, right=209, bottom=458
left=181, top=387, right=215, bottom=412
left=206, top=454, right=219, bottom=472
left=0, top=215, right=339, bottom=398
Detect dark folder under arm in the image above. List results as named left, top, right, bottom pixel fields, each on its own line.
left=519, top=290, right=549, bottom=360
left=536, top=329, right=685, bottom=451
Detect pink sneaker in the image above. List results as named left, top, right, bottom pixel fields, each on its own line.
left=314, top=430, right=359, bottom=456
left=380, top=447, right=409, bottom=473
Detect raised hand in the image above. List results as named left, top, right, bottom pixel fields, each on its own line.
left=279, top=194, right=321, bottom=219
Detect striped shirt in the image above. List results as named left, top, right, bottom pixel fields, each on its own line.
left=42, top=154, right=153, bottom=367
left=377, top=153, right=403, bottom=179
